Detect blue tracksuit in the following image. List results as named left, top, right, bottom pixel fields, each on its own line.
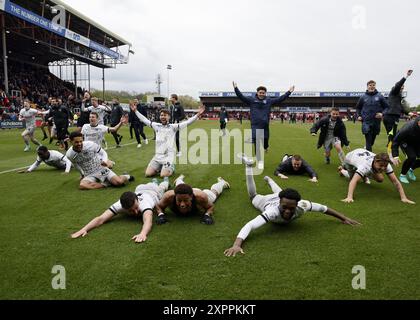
left=356, top=90, right=389, bottom=133
left=234, top=87, right=291, bottom=142
left=356, top=89, right=389, bottom=151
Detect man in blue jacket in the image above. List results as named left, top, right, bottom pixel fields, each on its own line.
left=233, top=81, right=295, bottom=169
left=356, top=80, right=389, bottom=152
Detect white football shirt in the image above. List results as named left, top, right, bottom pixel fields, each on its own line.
left=81, top=124, right=109, bottom=146
left=345, top=149, right=393, bottom=178
left=85, top=105, right=110, bottom=124
left=28, top=150, right=72, bottom=173
left=66, top=141, right=104, bottom=176
left=19, top=108, right=38, bottom=129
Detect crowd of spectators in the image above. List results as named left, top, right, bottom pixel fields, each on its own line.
left=0, top=60, right=83, bottom=118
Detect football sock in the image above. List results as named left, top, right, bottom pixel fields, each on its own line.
left=246, top=166, right=257, bottom=198
left=210, top=181, right=225, bottom=196
left=338, top=151, right=345, bottom=164
left=266, top=176, right=282, bottom=193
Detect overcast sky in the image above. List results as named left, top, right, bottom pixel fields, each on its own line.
left=64, top=0, right=420, bottom=105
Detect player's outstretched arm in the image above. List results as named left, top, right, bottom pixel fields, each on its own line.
left=71, top=210, right=114, bottom=238
left=101, top=104, right=112, bottom=112
left=324, top=208, right=361, bottom=226
left=406, top=69, right=413, bottom=78
left=224, top=238, right=245, bottom=257
left=342, top=174, right=362, bottom=203
left=388, top=173, right=416, bottom=204
left=177, top=105, right=205, bottom=130
left=155, top=192, right=173, bottom=225
left=303, top=161, right=318, bottom=182
left=310, top=118, right=321, bottom=135
left=63, top=157, right=72, bottom=174
left=130, top=103, right=154, bottom=127
left=224, top=215, right=267, bottom=257
left=233, top=82, right=253, bottom=104
left=132, top=210, right=153, bottom=243
left=109, top=116, right=127, bottom=133
left=274, top=162, right=289, bottom=179
left=270, top=85, right=295, bottom=105
left=21, top=160, right=41, bottom=173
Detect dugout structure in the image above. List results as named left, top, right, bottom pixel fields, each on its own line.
left=0, top=0, right=133, bottom=98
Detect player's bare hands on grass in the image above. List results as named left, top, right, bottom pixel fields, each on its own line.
left=278, top=174, right=288, bottom=180
left=392, top=157, right=401, bottom=166
left=342, top=218, right=362, bottom=226
left=309, top=177, right=318, bottom=183
left=341, top=197, right=354, bottom=203
left=132, top=233, right=147, bottom=243
left=17, top=170, right=29, bottom=174
left=311, top=133, right=317, bottom=137
left=71, top=230, right=87, bottom=238
left=224, top=246, right=244, bottom=257
left=401, top=198, right=415, bottom=205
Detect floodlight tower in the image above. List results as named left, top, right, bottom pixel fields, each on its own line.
left=156, top=74, right=162, bottom=95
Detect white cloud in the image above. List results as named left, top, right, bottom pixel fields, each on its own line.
left=64, top=0, right=420, bottom=105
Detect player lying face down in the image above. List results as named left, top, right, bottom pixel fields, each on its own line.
left=155, top=175, right=230, bottom=225
left=71, top=181, right=169, bottom=243
left=224, top=154, right=361, bottom=257
left=224, top=187, right=361, bottom=257
left=339, top=150, right=415, bottom=204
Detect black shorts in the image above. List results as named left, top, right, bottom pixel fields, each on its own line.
left=56, top=126, right=69, bottom=140
left=383, top=115, right=400, bottom=134
left=401, top=144, right=420, bottom=159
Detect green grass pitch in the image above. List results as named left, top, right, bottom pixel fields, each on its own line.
left=0, top=120, right=419, bottom=300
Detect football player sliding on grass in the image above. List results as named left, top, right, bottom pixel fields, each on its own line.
left=154, top=175, right=230, bottom=225
left=71, top=180, right=169, bottom=243
left=224, top=154, right=361, bottom=257
left=339, top=149, right=415, bottom=204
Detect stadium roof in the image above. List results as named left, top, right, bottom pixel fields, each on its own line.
left=1, top=0, right=133, bottom=67
left=51, top=0, right=132, bottom=47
